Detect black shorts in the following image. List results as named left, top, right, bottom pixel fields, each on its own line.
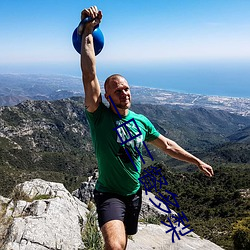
left=93, top=187, right=142, bottom=235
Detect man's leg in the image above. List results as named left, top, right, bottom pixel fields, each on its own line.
left=124, top=187, right=142, bottom=235
left=94, top=190, right=128, bottom=249
left=101, top=220, right=127, bottom=250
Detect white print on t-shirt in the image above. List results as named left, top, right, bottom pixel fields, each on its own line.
left=116, top=120, right=143, bottom=150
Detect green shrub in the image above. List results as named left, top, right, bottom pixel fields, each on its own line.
left=82, top=202, right=104, bottom=250
left=232, top=216, right=250, bottom=250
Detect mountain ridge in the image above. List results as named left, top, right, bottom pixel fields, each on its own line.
left=1, top=97, right=250, bottom=196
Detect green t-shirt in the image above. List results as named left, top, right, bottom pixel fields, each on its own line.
left=85, top=103, right=160, bottom=196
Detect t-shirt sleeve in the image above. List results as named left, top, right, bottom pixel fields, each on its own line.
left=85, top=102, right=105, bottom=127
left=144, top=116, right=160, bottom=142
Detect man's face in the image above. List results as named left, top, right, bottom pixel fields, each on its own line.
left=105, top=76, right=131, bottom=110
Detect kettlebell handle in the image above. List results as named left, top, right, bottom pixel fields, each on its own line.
left=77, top=16, right=99, bottom=35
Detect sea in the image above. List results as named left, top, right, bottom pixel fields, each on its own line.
left=1, top=60, right=249, bottom=99
left=97, top=61, right=250, bottom=99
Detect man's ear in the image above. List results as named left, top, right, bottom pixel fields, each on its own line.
left=105, top=93, right=109, bottom=101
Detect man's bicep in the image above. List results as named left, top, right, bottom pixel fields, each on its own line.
left=83, top=76, right=102, bottom=112
left=149, top=134, right=167, bottom=150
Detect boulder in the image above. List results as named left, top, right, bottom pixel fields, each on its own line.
left=0, top=179, right=89, bottom=250
left=127, top=223, right=224, bottom=250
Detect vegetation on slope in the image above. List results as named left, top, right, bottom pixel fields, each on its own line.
left=142, top=162, right=250, bottom=250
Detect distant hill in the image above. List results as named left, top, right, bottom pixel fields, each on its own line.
left=0, top=74, right=83, bottom=106
left=132, top=104, right=250, bottom=150
left=204, top=127, right=250, bottom=165
left=0, top=97, right=95, bottom=195
left=209, top=142, right=250, bottom=164
left=1, top=97, right=250, bottom=196
left=228, top=125, right=250, bottom=143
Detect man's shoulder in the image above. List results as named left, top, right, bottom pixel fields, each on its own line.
left=99, top=102, right=109, bottom=111
left=85, top=102, right=111, bottom=124
left=129, top=109, right=149, bottom=121
left=128, top=110, right=155, bottom=129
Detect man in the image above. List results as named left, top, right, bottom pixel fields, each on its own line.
left=80, top=6, right=214, bottom=250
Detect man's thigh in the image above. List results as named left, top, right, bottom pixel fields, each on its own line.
left=94, top=189, right=142, bottom=235
left=94, top=191, right=128, bottom=248
left=94, top=190, right=126, bottom=228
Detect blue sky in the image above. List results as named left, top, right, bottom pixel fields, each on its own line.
left=0, top=0, right=250, bottom=97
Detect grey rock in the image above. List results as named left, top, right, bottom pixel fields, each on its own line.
left=127, top=223, right=224, bottom=250
left=127, top=192, right=224, bottom=249
left=0, top=179, right=89, bottom=250
left=0, top=178, right=224, bottom=250
left=140, top=190, right=178, bottom=221
left=72, top=169, right=98, bottom=204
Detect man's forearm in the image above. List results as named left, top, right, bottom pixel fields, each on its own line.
left=157, top=136, right=214, bottom=177
left=81, top=27, right=96, bottom=80
left=164, top=139, right=202, bottom=166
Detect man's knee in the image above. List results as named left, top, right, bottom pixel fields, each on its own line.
left=101, top=220, right=127, bottom=250
left=104, top=239, right=126, bottom=250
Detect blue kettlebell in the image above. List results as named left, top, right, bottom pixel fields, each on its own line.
left=72, top=17, right=104, bottom=55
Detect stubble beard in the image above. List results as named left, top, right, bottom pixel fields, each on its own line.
left=116, top=101, right=131, bottom=110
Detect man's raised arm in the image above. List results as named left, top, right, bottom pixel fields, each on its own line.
left=80, top=6, right=102, bottom=113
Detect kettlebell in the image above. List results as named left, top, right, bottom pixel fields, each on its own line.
left=72, top=17, right=104, bottom=55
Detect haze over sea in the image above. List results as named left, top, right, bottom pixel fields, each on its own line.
left=97, top=61, right=250, bottom=99
left=2, top=60, right=249, bottom=99
left=28, top=60, right=248, bottom=99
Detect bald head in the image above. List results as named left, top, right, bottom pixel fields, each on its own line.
left=104, top=74, right=128, bottom=94
left=104, top=74, right=131, bottom=113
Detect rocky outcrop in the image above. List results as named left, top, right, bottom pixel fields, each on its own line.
left=0, top=179, right=89, bottom=250
left=127, top=223, right=224, bottom=250
left=0, top=179, right=224, bottom=250
left=72, top=169, right=98, bottom=204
